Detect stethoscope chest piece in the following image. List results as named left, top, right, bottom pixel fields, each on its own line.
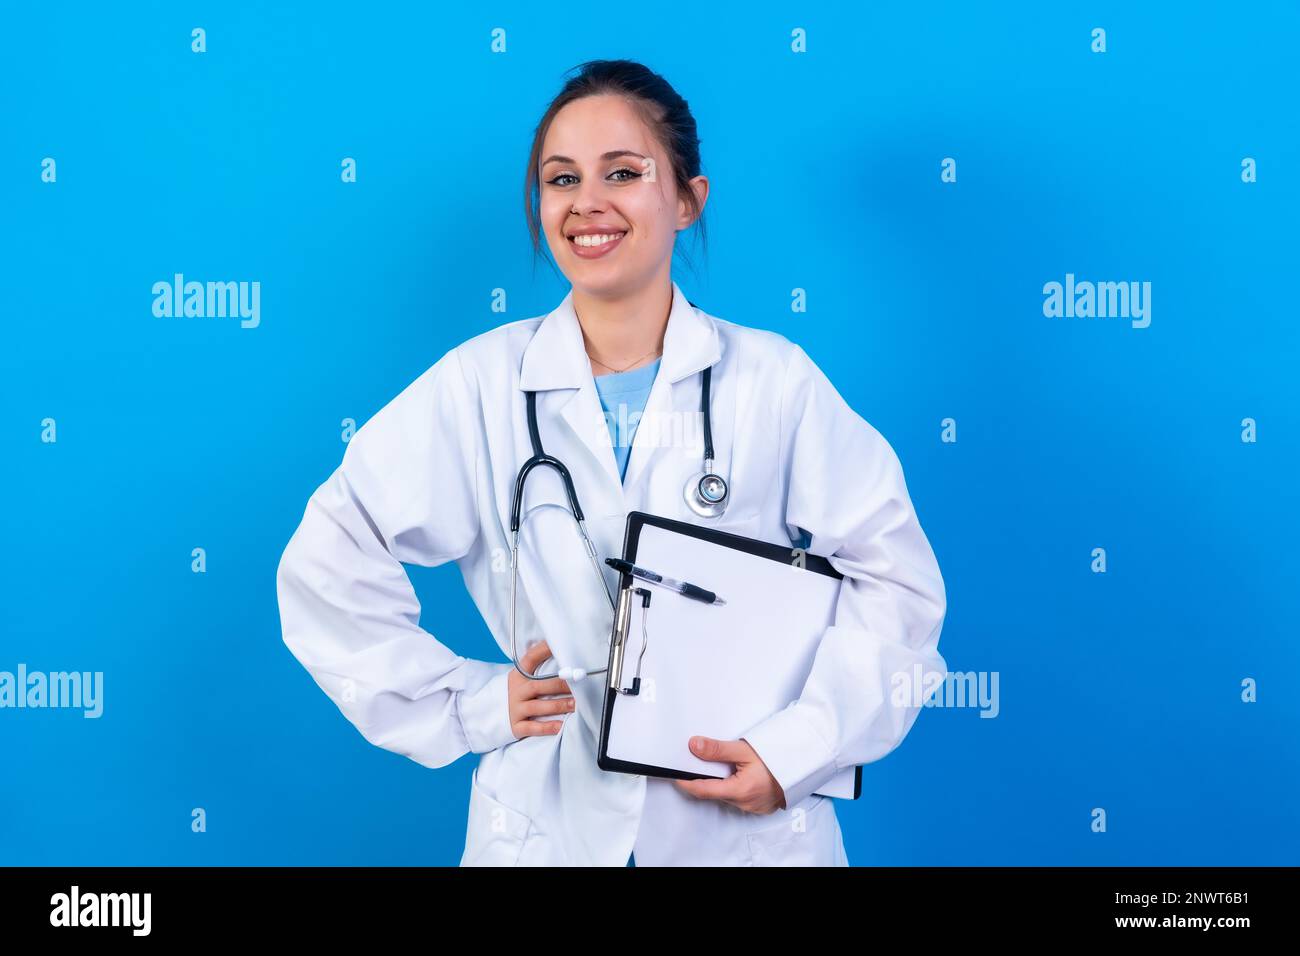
left=681, top=364, right=729, bottom=519
left=683, top=466, right=729, bottom=518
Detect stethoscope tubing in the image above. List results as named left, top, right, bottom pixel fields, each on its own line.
left=508, top=364, right=725, bottom=681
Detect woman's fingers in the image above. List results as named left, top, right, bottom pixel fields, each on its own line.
left=513, top=693, right=575, bottom=740
left=527, top=675, right=572, bottom=698
left=506, top=642, right=579, bottom=738
left=509, top=641, right=577, bottom=737
left=514, top=719, right=565, bottom=736
left=514, top=643, right=571, bottom=696
left=518, top=639, right=554, bottom=676
left=520, top=696, right=576, bottom=718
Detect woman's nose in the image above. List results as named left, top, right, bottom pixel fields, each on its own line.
left=569, top=181, right=609, bottom=216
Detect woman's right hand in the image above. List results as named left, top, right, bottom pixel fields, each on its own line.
left=508, top=640, right=575, bottom=739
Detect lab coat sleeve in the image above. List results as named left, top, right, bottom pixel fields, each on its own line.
left=740, top=342, right=948, bottom=810
left=276, top=346, right=519, bottom=768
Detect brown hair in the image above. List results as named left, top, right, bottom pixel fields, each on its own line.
left=523, top=58, right=708, bottom=274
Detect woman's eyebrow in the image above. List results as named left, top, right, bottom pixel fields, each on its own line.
left=541, top=150, right=648, bottom=167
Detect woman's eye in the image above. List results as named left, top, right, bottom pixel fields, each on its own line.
left=545, top=167, right=642, bottom=188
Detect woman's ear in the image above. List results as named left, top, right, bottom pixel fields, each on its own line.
left=678, top=175, right=709, bottom=229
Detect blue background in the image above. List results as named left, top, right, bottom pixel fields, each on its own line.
left=2, top=1, right=1296, bottom=865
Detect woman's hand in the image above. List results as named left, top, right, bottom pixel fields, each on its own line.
left=673, top=736, right=787, bottom=814
left=508, top=640, right=576, bottom=739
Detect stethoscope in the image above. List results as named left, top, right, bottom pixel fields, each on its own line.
left=508, top=355, right=728, bottom=684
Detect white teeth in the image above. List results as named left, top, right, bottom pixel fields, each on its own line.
left=572, top=232, right=625, bottom=247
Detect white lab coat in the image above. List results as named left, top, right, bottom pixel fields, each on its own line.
left=276, top=279, right=947, bottom=866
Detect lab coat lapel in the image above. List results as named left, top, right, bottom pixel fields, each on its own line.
left=517, top=281, right=723, bottom=510
left=518, top=290, right=624, bottom=500
left=621, top=281, right=722, bottom=492
left=514, top=297, right=621, bottom=713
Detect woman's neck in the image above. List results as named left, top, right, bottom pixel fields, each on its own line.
left=572, top=277, right=673, bottom=375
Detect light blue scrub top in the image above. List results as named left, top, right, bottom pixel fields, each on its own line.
left=593, top=357, right=661, bottom=483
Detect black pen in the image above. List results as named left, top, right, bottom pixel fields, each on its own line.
left=605, top=559, right=725, bottom=606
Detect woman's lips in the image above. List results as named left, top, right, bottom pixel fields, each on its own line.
left=568, top=231, right=626, bottom=259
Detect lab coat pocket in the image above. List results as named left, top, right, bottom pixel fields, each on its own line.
left=461, top=765, right=533, bottom=867
left=744, top=794, right=845, bottom=867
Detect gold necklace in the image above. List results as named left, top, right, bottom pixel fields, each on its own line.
left=587, top=344, right=662, bottom=374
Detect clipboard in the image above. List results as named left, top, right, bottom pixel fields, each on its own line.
left=597, top=511, right=863, bottom=800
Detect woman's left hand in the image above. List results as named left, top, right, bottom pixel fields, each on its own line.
left=673, top=736, right=787, bottom=814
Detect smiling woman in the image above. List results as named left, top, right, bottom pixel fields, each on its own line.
left=523, top=62, right=709, bottom=368
left=277, top=57, right=948, bottom=869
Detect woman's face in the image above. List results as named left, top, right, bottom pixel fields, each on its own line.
left=539, top=94, right=704, bottom=298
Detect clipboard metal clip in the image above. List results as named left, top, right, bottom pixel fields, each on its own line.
left=608, top=587, right=652, bottom=695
